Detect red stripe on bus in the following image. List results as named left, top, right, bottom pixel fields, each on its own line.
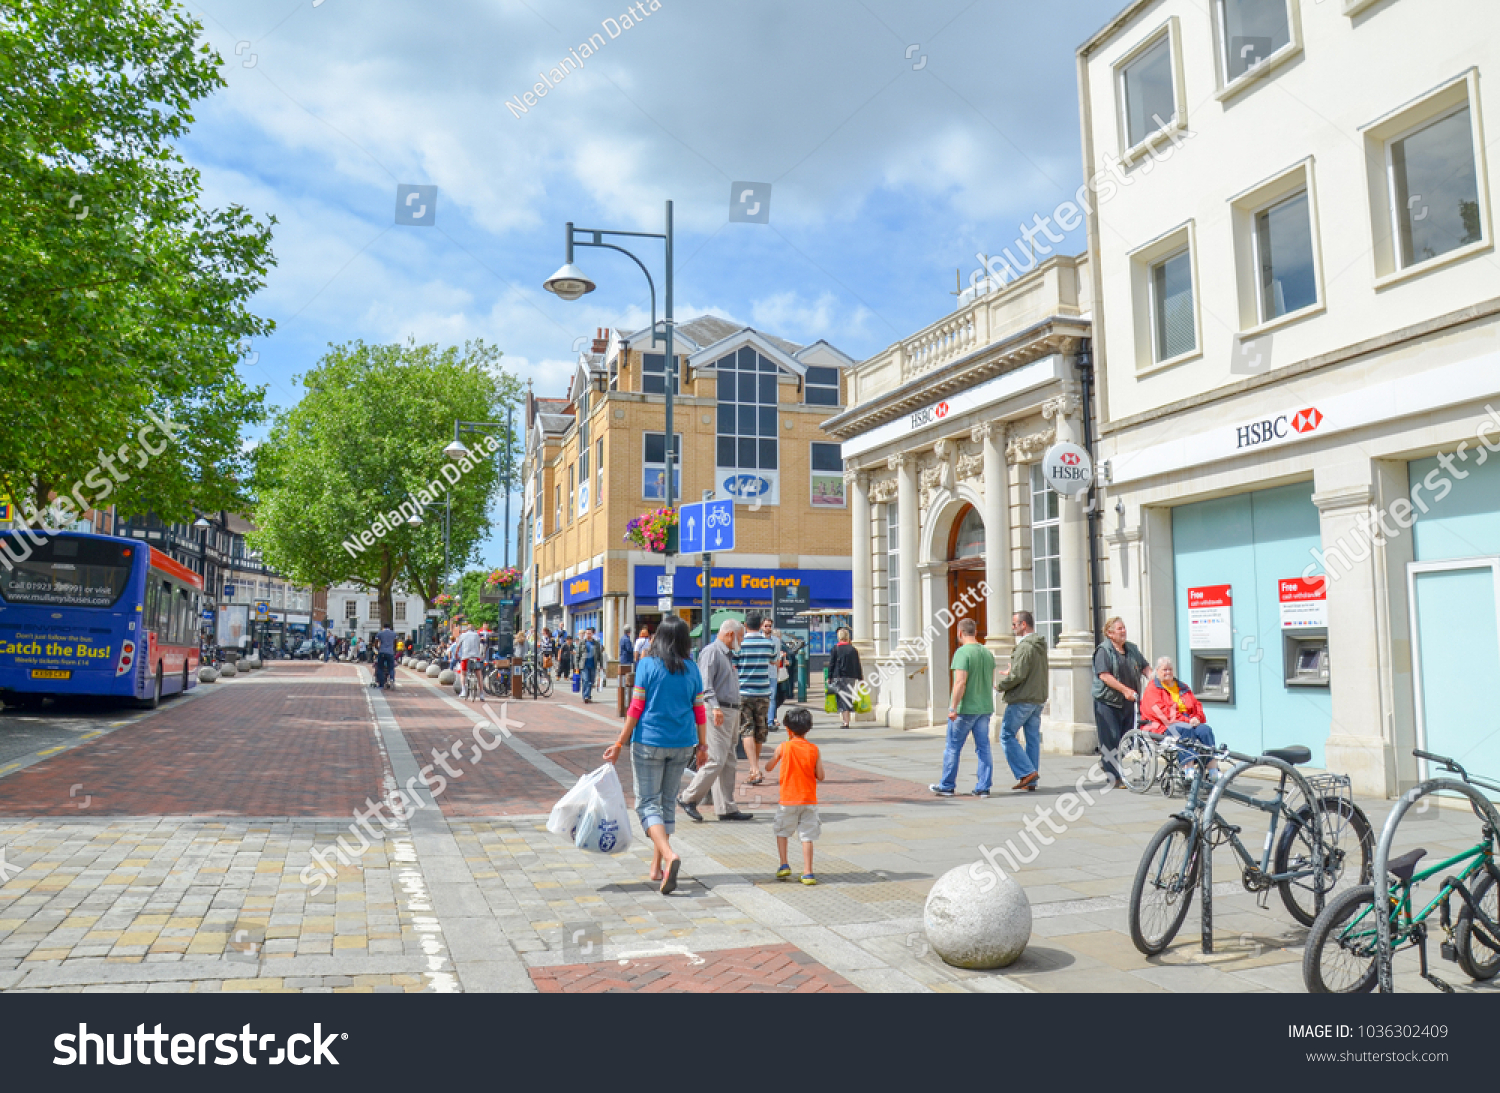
left=148, top=547, right=204, bottom=591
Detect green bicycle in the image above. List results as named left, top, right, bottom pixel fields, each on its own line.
left=1303, top=749, right=1500, bottom=993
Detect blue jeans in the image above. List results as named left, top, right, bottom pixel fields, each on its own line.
left=938, top=713, right=993, bottom=794
left=1163, top=723, right=1216, bottom=762
left=630, top=743, right=695, bottom=835
left=581, top=663, right=596, bottom=700
left=1000, top=701, right=1043, bottom=781
left=375, top=652, right=393, bottom=686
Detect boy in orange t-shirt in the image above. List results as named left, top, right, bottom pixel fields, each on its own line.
left=765, top=707, right=825, bottom=884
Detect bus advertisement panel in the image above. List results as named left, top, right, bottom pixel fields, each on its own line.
left=0, top=532, right=201, bottom=707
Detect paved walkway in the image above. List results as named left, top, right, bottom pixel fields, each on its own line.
left=0, top=661, right=1493, bottom=994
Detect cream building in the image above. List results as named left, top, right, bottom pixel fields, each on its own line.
left=1079, top=0, right=1500, bottom=795
left=824, top=255, right=1102, bottom=750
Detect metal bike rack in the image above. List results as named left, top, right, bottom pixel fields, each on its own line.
left=1372, top=778, right=1500, bottom=993
left=1197, top=753, right=1325, bottom=954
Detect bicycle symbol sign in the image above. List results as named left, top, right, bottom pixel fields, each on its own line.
left=679, top=499, right=735, bottom=554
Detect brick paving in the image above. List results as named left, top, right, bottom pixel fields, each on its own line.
left=531, top=942, right=859, bottom=993
left=0, top=667, right=384, bottom=817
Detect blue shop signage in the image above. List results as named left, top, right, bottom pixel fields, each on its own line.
left=563, top=567, right=604, bottom=606
left=634, top=566, right=851, bottom=606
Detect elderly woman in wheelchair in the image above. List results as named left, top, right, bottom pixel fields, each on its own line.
left=1141, top=657, right=1216, bottom=759
left=1118, top=657, right=1220, bottom=792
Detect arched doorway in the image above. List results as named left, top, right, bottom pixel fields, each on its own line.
left=947, top=504, right=987, bottom=661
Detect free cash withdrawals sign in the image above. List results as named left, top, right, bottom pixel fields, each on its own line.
left=1278, top=577, right=1327, bottom=629
left=1187, top=585, right=1232, bottom=649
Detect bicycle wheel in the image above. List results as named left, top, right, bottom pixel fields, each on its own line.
left=1117, top=730, right=1158, bottom=793
left=485, top=668, right=507, bottom=698
left=536, top=670, right=553, bottom=698
left=1303, top=884, right=1381, bottom=994
left=1456, top=869, right=1500, bottom=981
left=1275, top=797, right=1374, bottom=927
left=1129, top=817, right=1201, bottom=955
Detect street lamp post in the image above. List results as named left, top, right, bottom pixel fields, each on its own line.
left=544, top=201, right=676, bottom=515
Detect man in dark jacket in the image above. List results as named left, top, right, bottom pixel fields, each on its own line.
left=996, top=610, right=1048, bottom=791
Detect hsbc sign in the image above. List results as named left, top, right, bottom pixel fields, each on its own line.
left=909, top=400, right=951, bottom=431
left=1236, top=407, right=1323, bottom=450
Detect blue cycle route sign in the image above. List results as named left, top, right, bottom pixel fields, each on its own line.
left=678, top=499, right=735, bottom=554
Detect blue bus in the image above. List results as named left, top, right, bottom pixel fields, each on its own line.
left=0, top=531, right=202, bottom=709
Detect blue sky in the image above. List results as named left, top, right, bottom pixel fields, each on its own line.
left=179, top=0, right=1126, bottom=566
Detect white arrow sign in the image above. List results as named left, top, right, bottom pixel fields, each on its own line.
left=0, top=848, right=20, bottom=882
left=687, top=516, right=697, bottom=543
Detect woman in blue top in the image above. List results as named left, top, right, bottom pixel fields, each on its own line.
left=603, top=616, right=707, bottom=895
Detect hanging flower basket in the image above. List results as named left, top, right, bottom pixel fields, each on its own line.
left=433, top=593, right=456, bottom=611
left=484, top=567, right=521, bottom=590
left=625, top=507, right=678, bottom=553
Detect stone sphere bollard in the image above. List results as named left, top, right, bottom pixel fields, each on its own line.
left=438, top=668, right=456, bottom=685
left=197, top=666, right=219, bottom=683
left=923, top=863, right=1031, bottom=970
left=247, top=656, right=262, bottom=670
left=426, top=664, right=442, bottom=678
left=218, top=662, right=237, bottom=679
left=416, top=660, right=429, bottom=672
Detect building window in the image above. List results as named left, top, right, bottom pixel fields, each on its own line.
left=554, top=485, right=561, bottom=534
left=368, top=600, right=380, bottom=620
left=394, top=601, right=406, bottom=622
left=344, top=600, right=357, bottom=619
left=1151, top=247, right=1196, bottom=361
left=1388, top=106, right=1482, bottom=271
left=1216, top=0, right=1292, bottom=84
left=715, top=346, right=779, bottom=482
left=887, top=501, right=900, bottom=649
left=641, top=353, right=680, bottom=395
left=595, top=439, right=604, bottom=505
left=954, top=507, right=985, bottom=560
left=1255, top=190, right=1316, bottom=321
left=1030, top=465, right=1062, bottom=647
left=643, top=432, right=682, bottom=501
left=1118, top=32, right=1176, bottom=150
left=810, top=442, right=846, bottom=508
left=567, top=465, right=575, bottom=523
left=804, top=366, right=841, bottom=407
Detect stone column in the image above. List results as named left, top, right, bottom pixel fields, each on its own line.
left=848, top=469, right=874, bottom=661
left=974, top=421, right=1013, bottom=662
left=892, top=453, right=921, bottom=642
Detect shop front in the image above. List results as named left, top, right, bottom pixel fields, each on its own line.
left=563, top=567, right=604, bottom=638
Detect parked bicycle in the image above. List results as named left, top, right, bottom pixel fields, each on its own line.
left=1303, top=748, right=1500, bottom=993
left=1129, top=739, right=1374, bottom=955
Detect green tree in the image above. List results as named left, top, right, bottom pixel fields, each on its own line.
left=250, top=339, right=521, bottom=625
left=455, top=570, right=499, bottom=630
left=0, top=0, right=275, bottom=520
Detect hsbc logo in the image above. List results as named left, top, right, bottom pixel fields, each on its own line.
left=1060, top=451, right=1081, bottom=466
left=1236, top=407, right=1323, bottom=450
left=910, top=401, right=952, bottom=430
left=934, top=402, right=950, bottom=420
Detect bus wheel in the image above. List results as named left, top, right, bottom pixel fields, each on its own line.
left=138, top=665, right=162, bottom=710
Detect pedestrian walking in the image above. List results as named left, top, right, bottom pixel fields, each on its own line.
left=931, top=617, right=995, bottom=797
left=1093, top=616, right=1151, bottom=789
left=578, top=627, right=601, bottom=703
left=757, top=617, right=782, bottom=729
left=736, top=613, right=778, bottom=785
left=633, top=626, right=650, bottom=662
left=824, top=628, right=864, bottom=728
left=374, top=623, right=397, bottom=688
left=602, top=616, right=708, bottom=895
left=557, top=633, right=574, bottom=682
left=540, top=628, right=555, bottom=677
left=618, top=626, right=636, bottom=691
left=678, top=621, right=753, bottom=824
left=766, top=707, right=825, bottom=885
left=996, top=610, right=1049, bottom=791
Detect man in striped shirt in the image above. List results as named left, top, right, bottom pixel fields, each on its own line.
left=737, top=612, right=777, bottom=785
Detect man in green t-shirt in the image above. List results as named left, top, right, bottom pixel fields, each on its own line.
left=930, top=617, right=996, bottom=798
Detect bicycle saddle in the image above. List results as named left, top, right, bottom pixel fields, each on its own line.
left=1264, top=745, right=1312, bottom=766
left=1386, top=848, right=1427, bottom=884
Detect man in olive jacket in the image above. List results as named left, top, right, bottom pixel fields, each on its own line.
left=996, top=610, right=1049, bottom=791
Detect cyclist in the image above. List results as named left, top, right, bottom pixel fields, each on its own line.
left=374, top=622, right=397, bottom=689
left=454, top=623, right=485, bottom=700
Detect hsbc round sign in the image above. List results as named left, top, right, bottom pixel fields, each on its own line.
left=1041, top=442, right=1094, bottom=497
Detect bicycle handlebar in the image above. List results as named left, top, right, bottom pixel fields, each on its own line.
left=1414, top=748, right=1471, bottom=782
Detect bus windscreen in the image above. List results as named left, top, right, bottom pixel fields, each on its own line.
left=0, top=537, right=136, bottom=608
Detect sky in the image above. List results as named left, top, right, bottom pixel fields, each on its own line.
left=179, top=0, right=1128, bottom=567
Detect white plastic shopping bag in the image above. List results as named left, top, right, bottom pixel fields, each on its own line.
left=547, top=764, right=611, bottom=839
left=573, top=764, right=632, bottom=855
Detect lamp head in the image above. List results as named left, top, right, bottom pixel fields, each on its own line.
left=407, top=512, right=423, bottom=527
left=444, top=439, right=470, bottom=462
left=543, top=262, right=595, bottom=301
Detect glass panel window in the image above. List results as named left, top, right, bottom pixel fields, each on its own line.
left=1218, top=0, right=1291, bottom=82
left=368, top=600, right=380, bottom=620
left=810, top=442, right=845, bottom=508
left=641, top=353, right=680, bottom=395
left=345, top=600, right=358, bottom=619
left=642, top=432, right=682, bottom=501
left=1151, top=248, right=1196, bottom=361
left=954, top=507, right=985, bottom=560
left=1255, top=190, right=1316, bottom=320
left=887, top=501, right=900, bottom=650
left=716, top=348, right=779, bottom=479
left=1390, top=106, right=1482, bottom=269
left=1030, top=465, right=1062, bottom=647
left=805, top=365, right=841, bottom=406
left=394, top=601, right=406, bottom=622
left=567, top=466, right=574, bottom=523
left=596, top=439, right=604, bottom=502
left=1120, top=34, right=1175, bottom=148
